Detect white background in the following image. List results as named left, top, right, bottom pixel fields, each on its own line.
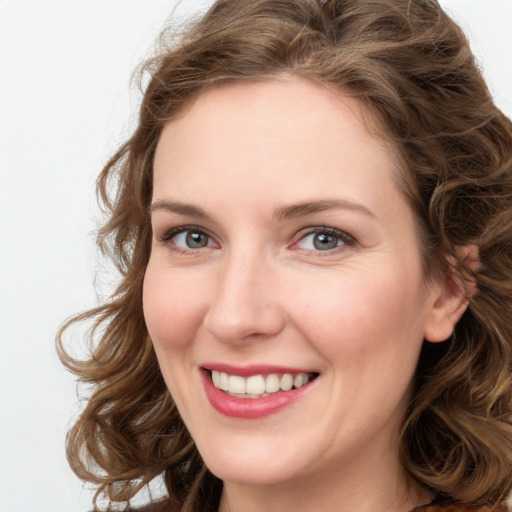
left=0, top=1, right=511, bottom=511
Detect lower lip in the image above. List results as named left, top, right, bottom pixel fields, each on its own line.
left=201, top=371, right=314, bottom=419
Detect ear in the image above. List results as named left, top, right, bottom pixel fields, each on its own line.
left=424, top=245, right=479, bottom=343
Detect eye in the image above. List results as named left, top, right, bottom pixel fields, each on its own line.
left=174, top=230, right=212, bottom=249
left=159, top=226, right=216, bottom=250
left=295, top=228, right=355, bottom=252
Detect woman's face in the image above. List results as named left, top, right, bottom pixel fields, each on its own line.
left=144, top=77, right=446, bottom=492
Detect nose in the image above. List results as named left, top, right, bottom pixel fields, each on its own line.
left=203, top=250, right=286, bottom=344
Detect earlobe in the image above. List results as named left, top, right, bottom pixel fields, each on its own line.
left=424, top=245, right=479, bottom=343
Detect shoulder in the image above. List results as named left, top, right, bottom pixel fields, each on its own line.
left=413, top=502, right=510, bottom=512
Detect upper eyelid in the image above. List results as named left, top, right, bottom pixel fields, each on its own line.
left=295, top=226, right=356, bottom=244
left=157, top=225, right=215, bottom=243
left=155, top=224, right=356, bottom=247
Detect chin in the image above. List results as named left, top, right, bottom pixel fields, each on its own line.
left=207, top=460, right=301, bottom=487
left=195, top=436, right=312, bottom=487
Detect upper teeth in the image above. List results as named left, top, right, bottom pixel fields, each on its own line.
left=211, top=371, right=311, bottom=397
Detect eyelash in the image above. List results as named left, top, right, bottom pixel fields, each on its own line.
left=158, top=225, right=216, bottom=251
left=157, top=225, right=356, bottom=254
left=293, top=226, right=356, bottom=253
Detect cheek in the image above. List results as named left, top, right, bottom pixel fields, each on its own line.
left=289, top=269, right=428, bottom=365
left=142, top=265, right=208, bottom=352
left=142, top=264, right=212, bottom=415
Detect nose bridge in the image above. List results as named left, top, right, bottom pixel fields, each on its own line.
left=203, top=242, right=284, bottom=343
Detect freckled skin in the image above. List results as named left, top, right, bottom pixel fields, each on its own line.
left=143, top=76, right=462, bottom=512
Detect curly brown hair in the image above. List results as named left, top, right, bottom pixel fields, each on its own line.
left=57, top=0, right=512, bottom=510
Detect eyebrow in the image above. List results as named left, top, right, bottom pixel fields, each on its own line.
left=150, top=200, right=209, bottom=218
left=273, top=199, right=375, bottom=220
left=150, top=198, right=375, bottom=220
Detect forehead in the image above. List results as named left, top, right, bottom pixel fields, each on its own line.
left=153, top=76, right=400, bottom=203
left=158, top=76, right=386, bottom=146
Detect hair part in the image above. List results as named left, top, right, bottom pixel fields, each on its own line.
left=58, top=0, right=512, bottom=509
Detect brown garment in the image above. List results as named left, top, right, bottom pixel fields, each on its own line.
left=127, top=499, right=509, bottom=512
left=126, top=499, right=173, bottom=512
left=412, top=502, right=509, bottom=512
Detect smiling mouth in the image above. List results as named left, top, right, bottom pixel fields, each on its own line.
left=208, top=370, right=319, bottom=399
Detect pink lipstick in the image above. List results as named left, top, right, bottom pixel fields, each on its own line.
left=200, top=364, right=318, bottom=419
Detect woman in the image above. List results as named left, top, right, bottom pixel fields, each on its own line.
left=58, top=0, right=512, bottom=511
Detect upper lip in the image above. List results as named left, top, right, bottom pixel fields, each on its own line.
left=201, top=363, right=318, bottom=377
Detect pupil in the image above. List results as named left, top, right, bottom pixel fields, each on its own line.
left=186, top=232, right=207, bottom=248
left=314, top=233, right=337, bottom=250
